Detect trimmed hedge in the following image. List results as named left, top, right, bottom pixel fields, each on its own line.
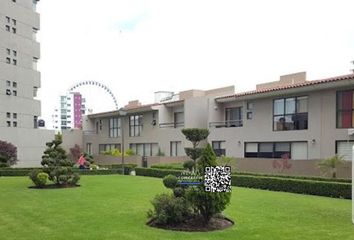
left=134, top=168, right=352, bottom=199
left=135, top=168, right=183, bottom=178
left=233, top=175, right=351, bottom=199
left=234, top=171, right=351, bottom=183
left=148, top=164, right=351, bottom=183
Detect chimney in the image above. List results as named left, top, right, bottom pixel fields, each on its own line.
left=124, top=100, right=142, bottom=109
left=256, top=72, right=307, bottom=91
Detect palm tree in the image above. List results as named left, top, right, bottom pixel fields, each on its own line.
left=317, top=155, right=346, bottom=178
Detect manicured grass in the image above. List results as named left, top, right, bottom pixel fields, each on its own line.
left=0, top=175, right=353, bottom=240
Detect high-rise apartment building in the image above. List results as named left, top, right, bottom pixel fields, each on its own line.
left=0, top=0, right=54, bottom=167
left=52, top=92, right=86, bottom=130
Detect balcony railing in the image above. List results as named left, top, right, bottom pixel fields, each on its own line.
left=159, top=122, right=185, bottom=128
left=209, top=120, right=243, bottom=128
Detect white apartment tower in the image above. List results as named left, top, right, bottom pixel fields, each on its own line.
left=0, top=0, right=54, bottom=167
left=52, top=92, right=86, bottom=130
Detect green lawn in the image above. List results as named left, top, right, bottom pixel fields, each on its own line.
left=0, top=175, right=353, bottom=240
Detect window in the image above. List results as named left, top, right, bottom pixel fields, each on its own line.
left=245, top=142, right=308, bottom=159
left=337, top=90, right=354, bottom=128
left=99, top=144, right=121, bottom=154
left=170, top=141, right=183, bottom=156
left=225, top=107, right=243, bottom=127
left=12, top=90, right=17, bottom=96
left=12, top=82, right=17, bottom=88
left=130, top=143, right=158, bottom=156
left=12, top=59, right=17, bottom=65
left=6, top=57, right=11, bottom=64
left=6, top=121, right=11, bottom=127
left=273, top=96, right=308, bottom=131
left=109, top=118, right=121, bottom=138
left=5, top=25, right=10, bottom=31
left=6, top=48, right=10, bottom=55
left=129, top=115, right=143, bottom=137
left=34, top=116, right=38, bottom=128
left=33, top=87, right=38, bottom=97
left=247, top=112, right=253, bottom=120
left=336, top=141, right=354, bottom=161
left=13, top=122, right=17, bottom=127
left=12, top=27, right=16, bottom=34
left=212, top=141, right=226, bottom=156
left=6, top=16, right=10, bottom=23
left=6, top=112, right=11, bottom=118
left=13, top=113, right=17, bottom=119
left=86, top=143, right=92, bottom=155
left=174, top=112, right=184, bottom=127
left=12, top=19, right=16, bottom=25
left=13, top=50, right=17, bottom=56
left=6, top=81, right=11, bottom=87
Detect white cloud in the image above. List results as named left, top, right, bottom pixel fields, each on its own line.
left=37, top=0, right=354, bottom=126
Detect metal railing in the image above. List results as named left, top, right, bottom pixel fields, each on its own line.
left=159, top=122, right=185, bottom=128
left=209, top=120, right=243, bottom=128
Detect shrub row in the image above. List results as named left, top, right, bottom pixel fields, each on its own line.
left=135, top=168, right=184, bottom=178
left=0, top=169, right=122, bottom=177
left=134, top=168, right=352, bottom=199
left=234, top=171, right=351, bottom=183
left=148, top=164, right=351, bottom=183
left=233, top=175, right=351, bottom=199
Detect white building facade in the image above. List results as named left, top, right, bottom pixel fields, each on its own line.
left=0, top=0, right=54, bottom=167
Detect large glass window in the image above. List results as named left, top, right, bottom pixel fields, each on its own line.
left=225, top=107, right=243, bottom=127
left=212, top=141, right=226, bottom=156
left=273, top=96, right=308, bottom=131
left=174, top=112, right=184, bottom=128
left=99, top=144, right=121, bottom=154
left=245, top=142, right=308, bottom=159
left=129, top=115, right=143, bottom=137
left=130, top=143, right=158, bottom=156
left=337, top=90, right=354, bottom=128
left=109, top=118, right=121, bottom=138
left=170, top=141, right=183, bottom=156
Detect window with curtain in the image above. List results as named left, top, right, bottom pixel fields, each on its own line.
left=129, top=115, right=143, bottom=136
left=337, top=90, right=354, bottom=128
left=109, top=118, right=121, bottom=138
left=245, top=142, right=308, bottom=159
left=225, top=107, right=243, bottom=127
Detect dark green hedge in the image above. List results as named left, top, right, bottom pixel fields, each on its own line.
left=135, top=168, right=183, bottom=178
left=134, top=168, right=352, bottom=199
left=233, top=175, right=351, bottom=199
left=234, top=171, right=351, bottom=183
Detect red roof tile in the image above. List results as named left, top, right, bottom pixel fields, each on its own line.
left=216, top=73, right=354, bottom=101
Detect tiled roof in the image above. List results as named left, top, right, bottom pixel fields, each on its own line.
left=216, top=73, right=354, bottom=101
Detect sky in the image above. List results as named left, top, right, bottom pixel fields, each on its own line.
left=37, top=0, right=354, bottom=127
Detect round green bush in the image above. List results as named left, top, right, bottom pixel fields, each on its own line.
left=163, top=174, right=178, bottom=189
left=37, top=172, right=49, bottom=187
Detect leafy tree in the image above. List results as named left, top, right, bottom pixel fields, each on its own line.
left=41, top=133, right=79, bottom=186
left=0, top=140, right=17, bottom=167
left=318, top=155, right=346, bottom=178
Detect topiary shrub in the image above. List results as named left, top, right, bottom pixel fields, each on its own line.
left=163, top=174, right=178, bottom=189
left=41, top=133, right=79, bottom=186
left=147, top=193, right=191, bottom=225
left=183, top=160, right=195, bottom=171
left=188, top=143, right=231, bottom=224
